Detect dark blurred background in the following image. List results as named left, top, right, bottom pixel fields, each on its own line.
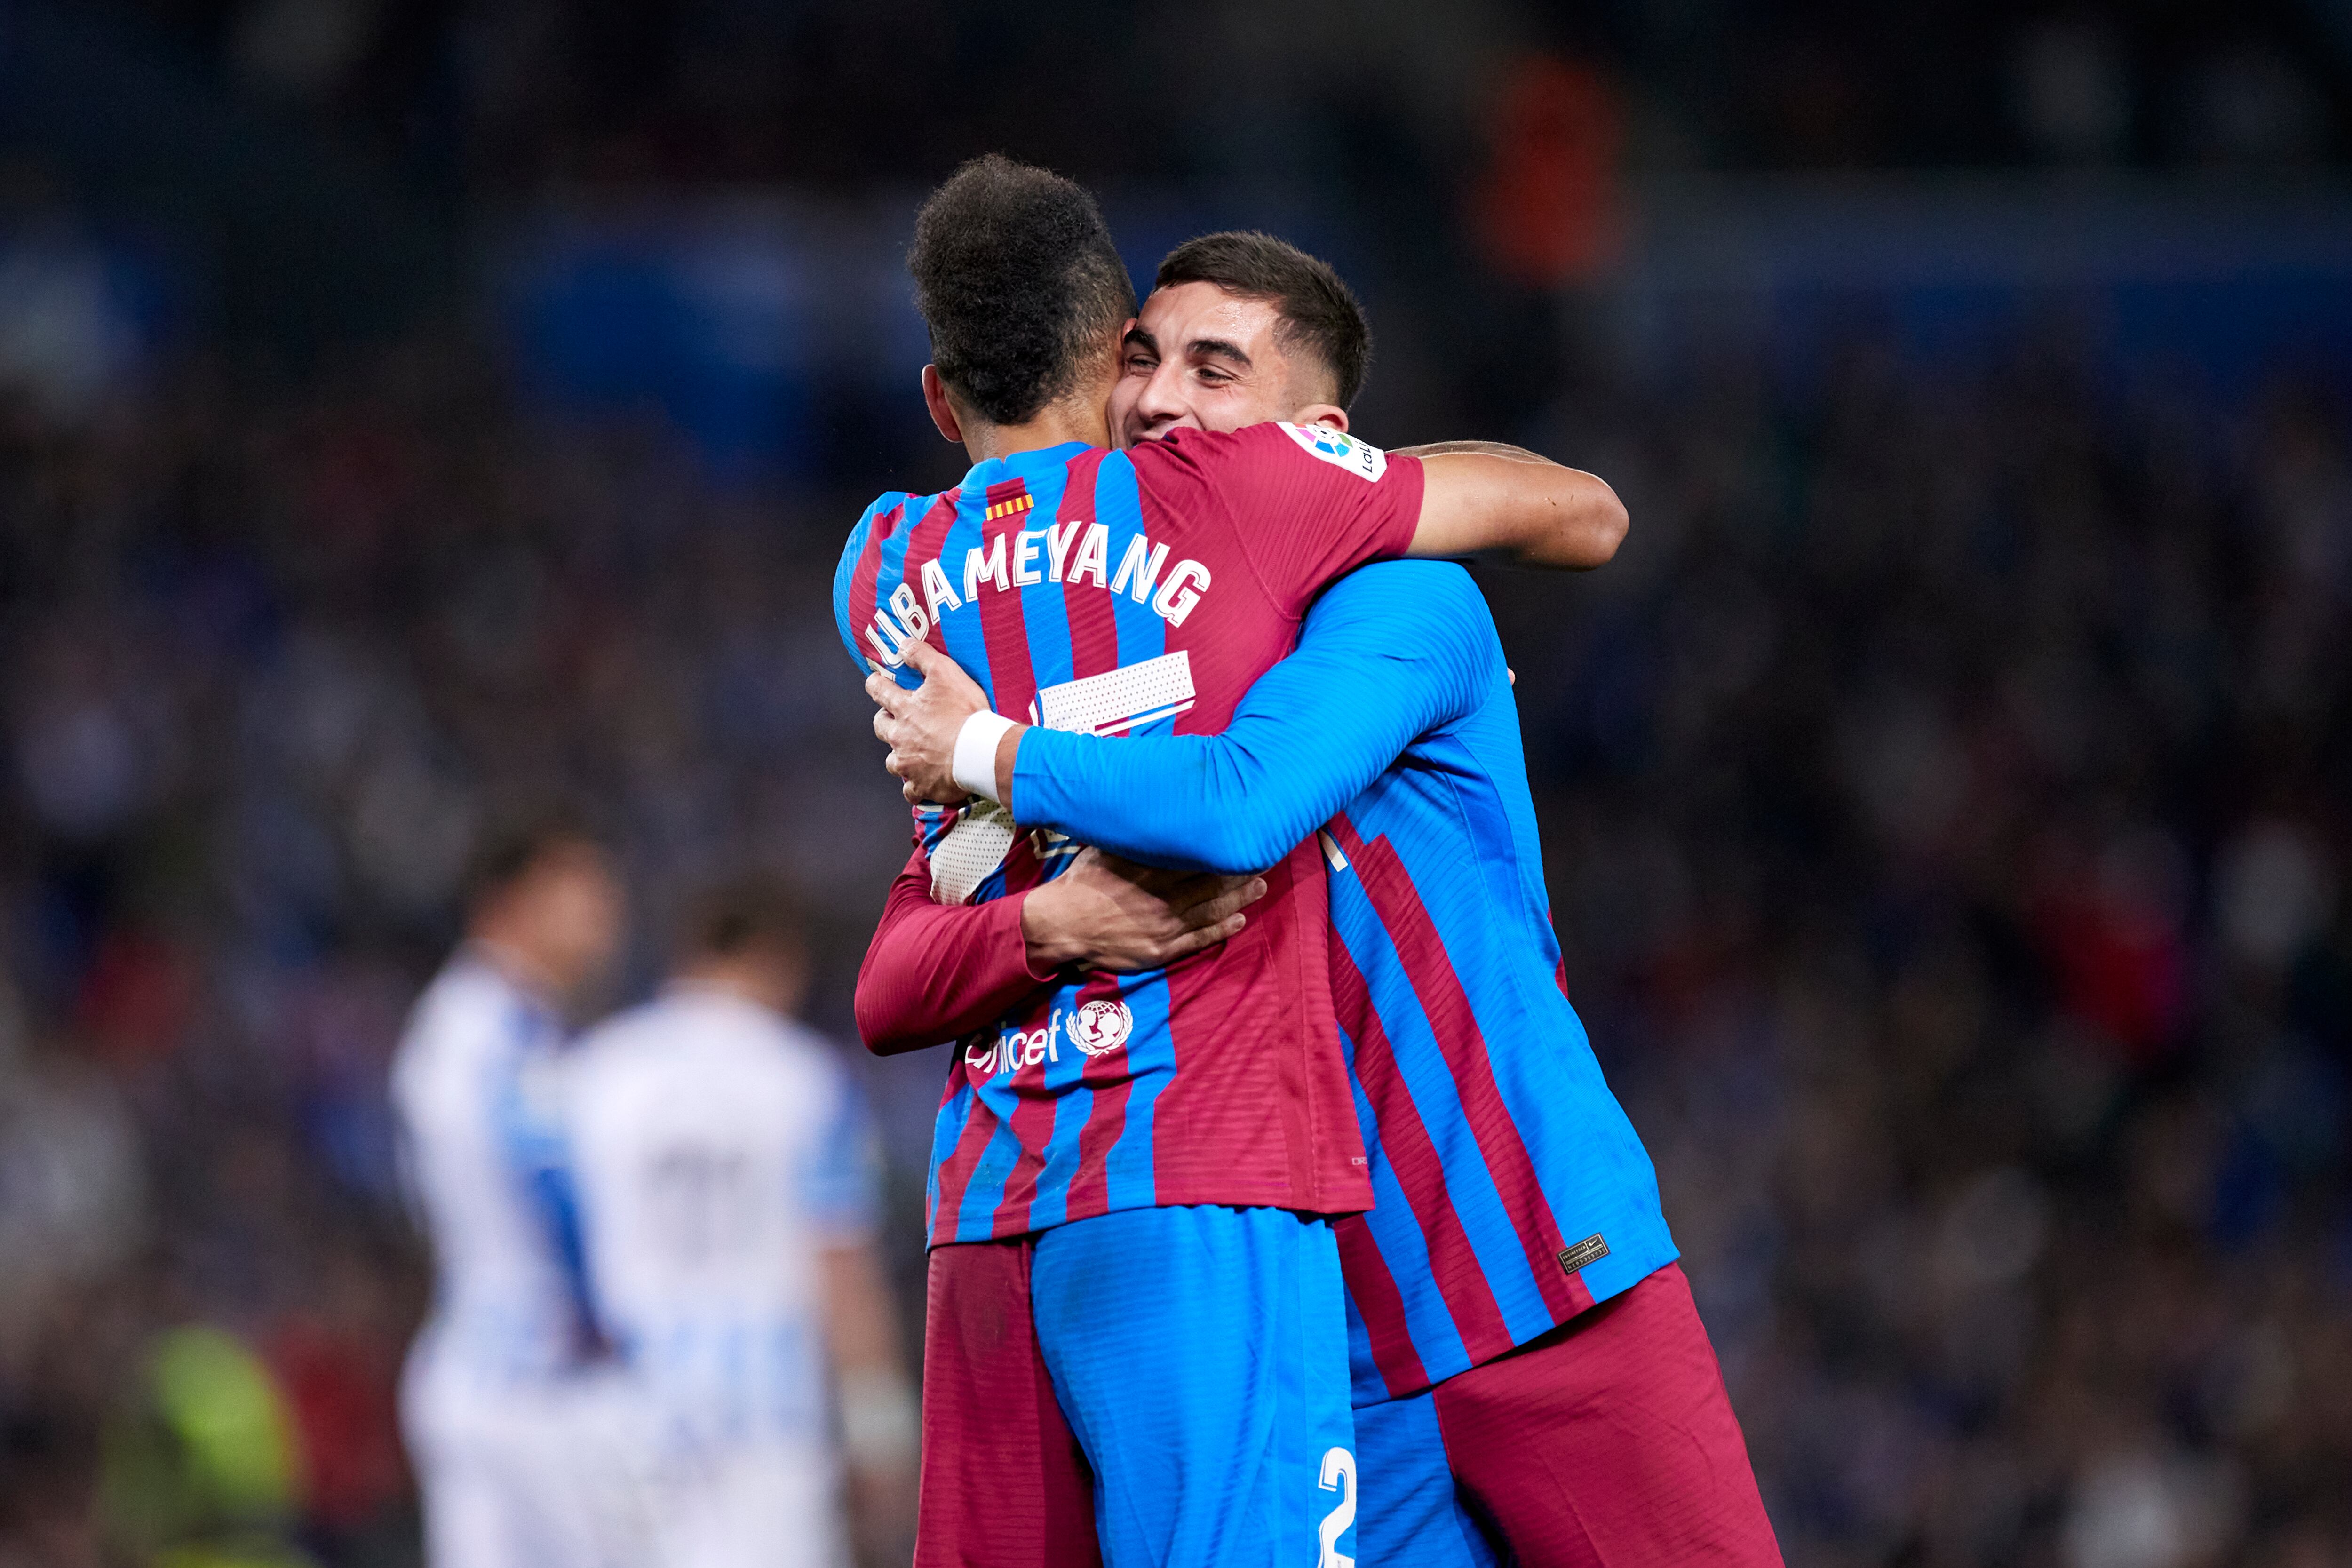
left=2, top=2, right=2350, bottom=1565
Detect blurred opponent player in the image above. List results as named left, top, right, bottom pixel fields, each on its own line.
left=392, top=818, right=626, bottom=1568
left=864, top=234, right=1782, bottom=1565
left=564, top=876, right=917, bottom=1568
left=835, top=157, right=1625, bottom=1568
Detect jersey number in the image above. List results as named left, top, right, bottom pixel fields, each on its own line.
left=1318, top=1446, right=1356, bottom=1568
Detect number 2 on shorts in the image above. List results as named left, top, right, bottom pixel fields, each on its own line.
left=1317, top=1446, right=1356, bottom=1568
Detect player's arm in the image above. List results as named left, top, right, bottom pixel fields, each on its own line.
left=854, top=845, right=1052, bottom=1055
left=854, top=842, right=1264, bottom=1052
left=1207, top=423, right=1623, bottom=615
left=1399, top=441, right=1627, bottom=570
left=870, top=564, right=1490, bottom=875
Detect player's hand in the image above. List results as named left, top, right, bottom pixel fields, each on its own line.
left=1020, top=848, right=1266, bottom=973
left=866, top=639, right=991, bottom=805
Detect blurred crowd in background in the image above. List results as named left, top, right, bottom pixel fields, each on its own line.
left=3, top=1, right=2352, bottom=1566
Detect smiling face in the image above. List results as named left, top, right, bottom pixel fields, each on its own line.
left=1107, top=280, right=1348, bottom=445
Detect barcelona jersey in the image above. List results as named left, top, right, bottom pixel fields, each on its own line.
left=833, top=423, right=1425, bottom=1243
left=1008, top=563, right=1680, bottom=1403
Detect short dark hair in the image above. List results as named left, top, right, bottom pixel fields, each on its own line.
left=908, top=154, right=1137, bottom=427
left=462, top=809, right=609, bottom=914
left=1154, top=231, right=1372, bottom=409
left=677, top=874, right=806, bottom=963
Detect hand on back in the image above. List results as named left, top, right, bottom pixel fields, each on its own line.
left=1021, top=849, right=1265, bottom=974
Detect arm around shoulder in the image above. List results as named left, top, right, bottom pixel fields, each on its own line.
left=1404, top=447, right=1627, bottom=570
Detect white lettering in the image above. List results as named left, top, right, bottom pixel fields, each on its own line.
left=922, top=557, right=962, bottom=622
left=1152, top=560, right=1211, bottom=626
left=1067, top=523, right=1111, bottom=588
left=1012, top=529, right=1046, bottom=587
left=864, top=610, right=908, bottom=667
left=972, top=1011, right=1070, bottom=1078
left=963, top=536, right=1009, bottom=599
left=1110, top=536, right=1169, bottom=603
left=1045, top=523, right=1081, bottom=584
left=888, top=583, right=929, bottom=640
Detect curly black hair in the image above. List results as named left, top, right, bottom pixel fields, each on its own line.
left=908, top=155, right=1136, bottom=428
left=1156, top=231, right=1372, bottom=409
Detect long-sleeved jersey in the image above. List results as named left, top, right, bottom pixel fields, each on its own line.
left=835, top=423, right=1426, bottom=1243
left=857, top=561, right=1676, bottom=1403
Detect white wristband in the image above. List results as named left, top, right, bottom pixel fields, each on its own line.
left=951, top=711, right=1017, bottom=802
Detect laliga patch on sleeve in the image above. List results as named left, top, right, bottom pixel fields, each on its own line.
left=1278, top=421, right=1387, bottom=482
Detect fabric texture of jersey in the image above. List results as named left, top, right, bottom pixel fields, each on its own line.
left=1008, top=562, right=1679, bottom=1402
left=391, top=952, right=596, bottom=1391
left=833, top=424, right=1422, bottom=1243
left=1031, top=1206, right=1357, bottom=1568
left=563, top=985, right=877, bottom=1473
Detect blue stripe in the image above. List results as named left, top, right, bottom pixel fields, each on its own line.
left=925, top=1083, right=975, bottom=1242
left=934, top=486, right=995, bottom=697
left=830, top=498, right=896, bottom=675
left=1022, top=973, right=1107, bottom=1230
left=1102, top=968, right=1174, bottom=1210
left=1092, top=453, right=1172, bottom=677
left=1047, top=451, right=1172, bottom=1217
left=952, top=1110, right=1029, bottom=1241
left=486, top=1001, right=597, bottom=1340
left=1348, top=721, right=1674, bottom=1285
left=872, top=493, right=922, bottom=679
left=1009, top=460, right=1077, bottom=704
left=1327, top=877, right=1557, bottom=1344
left=1341, top=1028, right=1473, bottom=1387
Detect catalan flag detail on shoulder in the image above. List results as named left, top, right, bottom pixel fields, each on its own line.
left=982, top=482, right=1033, bottom=523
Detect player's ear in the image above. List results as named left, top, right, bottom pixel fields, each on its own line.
left=1292, top=403, right=1349, bottom=434
left=921, top=365, right=964, bottom=445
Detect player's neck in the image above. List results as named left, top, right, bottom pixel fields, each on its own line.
left=467, top=932, right=562, bottom=1006
left=962, top=398, right=1110, bottom=465
left=671, top=958, right=800, bottom=1018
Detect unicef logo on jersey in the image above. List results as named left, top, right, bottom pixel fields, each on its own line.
left=1279, top=421, right=1387, bottom=482
left=1068, top=999, right=1133, bottom=1058
left=967, top=998, right=1135, bottom=1077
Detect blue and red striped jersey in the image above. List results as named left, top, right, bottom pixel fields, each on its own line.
left=1009, top=562, right=1678, bottom=1402
left=833, top=425, right=1425, bottom=1244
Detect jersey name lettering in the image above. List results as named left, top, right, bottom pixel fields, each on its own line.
left=863, top=523, right=1212, bottom=666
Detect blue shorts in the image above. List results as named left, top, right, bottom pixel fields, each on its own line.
left=918, top=1205, right=1358, bottom=1568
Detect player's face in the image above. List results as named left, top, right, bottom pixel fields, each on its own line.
left=517, top=845, right=625, bottom=996
left=1111, top=282, right=1310, bottom=446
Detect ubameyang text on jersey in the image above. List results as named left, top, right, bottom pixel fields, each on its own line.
left=862, top=521, right=1213, bottom=667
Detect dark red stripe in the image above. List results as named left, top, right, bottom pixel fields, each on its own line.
left=989, top=1067, right=1062, bottom=1237
left=1334, top=1212, right=1433, bottom=1397
left=898, top=492, right=961, bottom=646
left=1329, top=939, right=1518, bottom=1362
left=975, top=507, right=1039, bottom=722
left=968, top=840, right=1071, bottom=1234
left=845, top=502, right=898, bottom=659
left=1332, top=816, right=1592, bottom=1321
left=929, top=1086, right=1004, bottom=1243
left=1054, top=450, right=1122, bottom=679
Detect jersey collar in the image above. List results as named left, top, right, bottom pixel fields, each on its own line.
left=961, top=440, right=1095, bottom=490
